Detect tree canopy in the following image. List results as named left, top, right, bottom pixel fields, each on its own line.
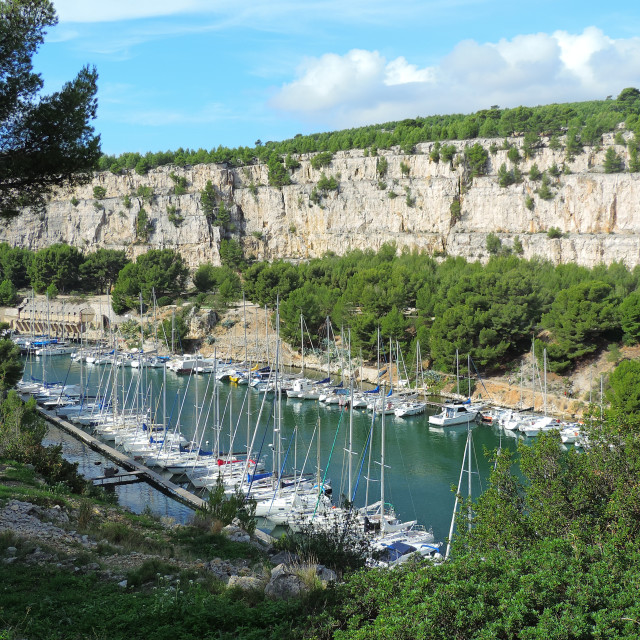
left=0, top=0, right=100, bottom=218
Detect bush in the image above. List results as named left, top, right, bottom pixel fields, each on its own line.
left=310, top=151, right=333, bottom=170
left=0, top=279, right=18, bottom=305
left=92, top=186, right=107, bottom=199
left=547, top=226, right=563, bottom=239
left=156, top=296, right=172, bottom=307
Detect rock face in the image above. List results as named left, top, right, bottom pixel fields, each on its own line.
left=2, top=132, right=639, bottom=268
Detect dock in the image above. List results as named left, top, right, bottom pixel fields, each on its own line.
left=36, top=406, right=275, bottom=545
left=37, top=406, right=208, bottom=510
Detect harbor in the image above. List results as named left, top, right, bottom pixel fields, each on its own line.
left=21, top=351, right=522, bottom=543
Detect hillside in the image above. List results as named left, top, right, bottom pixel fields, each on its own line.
left=1, top=130, right=639, bottom=269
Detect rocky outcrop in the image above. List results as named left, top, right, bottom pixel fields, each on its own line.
left=1, top=131, right=639, bottom=268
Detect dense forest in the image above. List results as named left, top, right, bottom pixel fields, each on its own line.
left=97, top=89, right=640, bottom=175
left=3, top=241, right=640, bottom=377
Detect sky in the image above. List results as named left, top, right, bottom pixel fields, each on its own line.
left=34, top=1, right=640, bottom=156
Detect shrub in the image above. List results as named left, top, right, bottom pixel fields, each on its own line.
left=400, top=161, right=410, bottom=176
left=156, top=296, right=172, bottom=307
left=92, top=186, right=107, bottom=199
left=317, top=173, right=338, bottom=191
left=136, top=208, right=152, bottom=240
left=450, top=198, right=462, bottom=223
left=70, top=196, right=79, bottom=207
left=377, top=157, right=388, bottom=176
left=529, top=163, right=542, bottom=180
left=486, top=232, right=502, bottom=255
left=547, top=226, right=563, bottom=239
left=136, top=185, right=154, bottom=203
left=310, top=151, right=333, bottom=170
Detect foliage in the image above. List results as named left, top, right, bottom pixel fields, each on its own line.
left=317, top=173, right=338, bottom=191
left=399, top=161, right=410, bottom=176
left=111, top=249, right=189, bottom=313
left=169, top=171, right=188, bottom=195
left=267, top=153, right=291, bottom=187
left=79, top=248, right=128, bottom=293
left=285, top=153, right=301, bottom=170
left=0, top=340, right=22, bottom=394
left=45, top=282, right=58, bottom=299
left=538, top=172, right=554, bottom=200
left=506, top=145, right=521, bottom=164
left=27, top=243, right=83, bottom=293
left=0, top=243, right=31, bottom=288
left=135, top=207, right=152, bottom=240
left=604, top=146, right=624, bottom=173
left=200, top=180, right=217, bottom=221
left=219, top=238, right=246, bottom=271
left=620, top=290, right=640, bottom=344
left=160, top=311, right=188, bottom=348
left=540, top=280, right=620, bottom=371
left=200, top=477, right=257, bottom=535
left=0, top=0, right=100, bottom=218
left=376, top=156, right=388, bottom=176
left=463, top=143, right=488, bottom=177
left=440, top=144, right=456, bottom=162
left=485, top=232, right=502, bottom=255
left=606, top=359, right=640, bottom=412
left=167, top=205, right=183, bottom=226
left=0, top=278, right=18, bottom=305
left=525, top=195, right=534, bottom=210
left=512, top=235, right=524, bottom=255
left=135, top=185, right=154, bottom=204
left=449, top=198, right=461, bottom=223
left=547, top=226, right=563, bottom=239
left=548, top=162, right=561, bottom=177
left=528, top=163, right=542, bottom=180
left=310, top=151, right=333, bottom=170
left=193, top=264, right=240, bottom=301
left=92, top=186, right=106, bottom=199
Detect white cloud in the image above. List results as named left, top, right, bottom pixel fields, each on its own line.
left=270, top=27, right=640, bottom=127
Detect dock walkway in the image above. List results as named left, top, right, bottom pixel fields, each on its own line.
left=36, top=406, right=275, bottom=545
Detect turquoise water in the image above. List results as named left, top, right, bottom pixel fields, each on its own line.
left=27, top=355, right=519, bottom=541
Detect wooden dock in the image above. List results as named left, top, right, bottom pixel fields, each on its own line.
left=36, top=406, right=275, bottom=546
left=37, top=406, right=207, bottom=510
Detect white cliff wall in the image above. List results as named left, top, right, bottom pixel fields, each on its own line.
left=1, top=132, right=639, bottom=268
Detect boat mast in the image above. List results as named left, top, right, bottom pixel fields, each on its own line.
left=380, top=383, right=387, bottom=534
left=348, top=327, right=353, bottom=501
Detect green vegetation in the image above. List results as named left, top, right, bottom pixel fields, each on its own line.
left=267, top=153, right=292, bottom=187
left=200, top=180, right=217, bottom=221
left=604, top=147, right=624, bottom=173
left=135, top=185, right=154, bottom=204
left=169, top=172, right=188, bottom=195
left=111, top=249, right=189, bottom=314
left=167, top=205, right=184, bottom=226
left=92, top=186, right=107, bottom=199
left=135, top=207, right=152, bottom=240
left=317, top=173, right=339, bottom=191
left=97, top=90, right=640, bottom=184
left=0, top=0, right=100, bottom=219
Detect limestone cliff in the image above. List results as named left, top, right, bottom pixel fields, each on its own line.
left=1, top=132, right=639, bottom=268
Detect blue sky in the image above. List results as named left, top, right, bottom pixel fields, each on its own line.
left=36, top=1, right=640, bottom=155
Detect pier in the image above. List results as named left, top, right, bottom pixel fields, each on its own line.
left=36, top=406, right=275, bottom=545
left=37, top=406, right=208, bottom=510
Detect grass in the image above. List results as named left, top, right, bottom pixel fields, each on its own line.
left=0, top=561, right=310, bottom=640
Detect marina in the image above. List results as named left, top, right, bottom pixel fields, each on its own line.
left=22, top=350, right=524, bottom=542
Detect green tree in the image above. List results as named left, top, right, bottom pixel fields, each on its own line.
left=529, top=163, right=542, bottom=180
left=79, top=248, right=128, bottom=293
left=513, top=235, right=524, bottom=255
left=28, top=243, right=83, bottom=293
left=464, top=143, right=488, bottom=177
left=538, top=173, right=554, bottom=200
left=219, top=238, right=245, bottom=270
left=200, top=180, right=217, bottom=221
left=0, top=340, right=22, bottom=396
left=267, top=153, right=291, bottom=187
left=111, top=249, right=188, bottom=312
left=376, top=156, right=388, bottom=176
left=45, top=282, right=57, bottom=299
left=135, top=207, right=152, bottom=240
left=604, top=147, right=624, bottom=173
left=0, top=279, right=17, bottom=305
left=310, top=151, right=333, bottom=169
left=0, top=0, right=100, bottom=218
left=606, top=359, right=640, bottom=412
left=486, top=233, right=502, bottom=255
left=620, top=291, right=640, bottom=344
left=541, top=280, right=620, bottom=371
left=193, top=263, right=217, bottom=292
left=0, top=244, right=32, bottom=288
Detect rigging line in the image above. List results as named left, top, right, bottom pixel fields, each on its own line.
left=351, top=408, right=376, bottom=504
left=312, top=403, right=346, bottom=519
left=391, top=419, right=419, bottom=521
left=244, top=392, right=277, bottom=500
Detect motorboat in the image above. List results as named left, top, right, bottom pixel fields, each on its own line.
left=428, top=403, right=478, bottom=426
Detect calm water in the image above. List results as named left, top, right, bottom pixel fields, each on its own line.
left=27, top=354, right=520, bottom=541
